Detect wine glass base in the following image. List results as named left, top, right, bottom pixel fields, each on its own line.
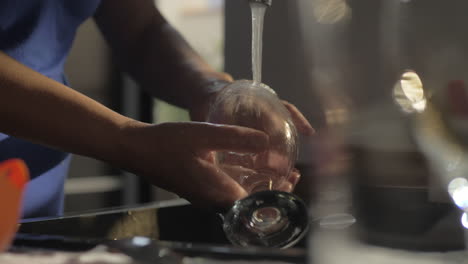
left=223, top=190, right=309, bottom=248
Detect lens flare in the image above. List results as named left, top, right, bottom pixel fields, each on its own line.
left=461, top=212, right=468, bottom=229
left=393, top=70, right=427, bottom=113
left=448, top=177, right=468, bottom=210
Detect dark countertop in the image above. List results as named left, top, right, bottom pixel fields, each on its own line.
left=13, top=199, right=307, bottom=263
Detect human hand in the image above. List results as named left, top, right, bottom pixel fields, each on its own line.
left=117, top=121, right=269, bottom=208
left=280, top=100, right=315, bottom=136
left=190, top=80, right=314, bottom=194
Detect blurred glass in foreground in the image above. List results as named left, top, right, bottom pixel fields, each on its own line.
left=298, top=0, right=468, bottom=262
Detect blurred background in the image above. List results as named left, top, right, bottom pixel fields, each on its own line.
left=63, top=0, right=317, bottom=213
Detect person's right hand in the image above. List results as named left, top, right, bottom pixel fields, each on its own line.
left=116, top=121, right=269, bottom=209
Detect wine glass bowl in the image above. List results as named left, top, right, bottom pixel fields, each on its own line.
left=207, top=80, right=298, bottom=193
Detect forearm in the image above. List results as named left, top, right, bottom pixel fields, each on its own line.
left=0, top=51, right=133, bottom=163
left=127, top=22, right=231, bottom=109
left=94, top=0, right=231, bottom=110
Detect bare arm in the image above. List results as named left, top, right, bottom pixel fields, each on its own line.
left=0, top=51, right=131, bottom=164
left=0, top=51, right=267, bottom=207
left=93, top=0, right=314, bottom=133
left=93, top=0, right=231, bottom=112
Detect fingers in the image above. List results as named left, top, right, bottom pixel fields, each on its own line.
left=277, top=168, right=301, bottom=192
left=191, top=122, right=269, bottom=153
left=282, top=100, right=315, bottom=136
left=288, top=168, right=301, bottom=188
left=218, top=72, right=234, bottom=82
left=277, top=182, right=293, bottom=192
left=187, top=158, right=248, bottom=208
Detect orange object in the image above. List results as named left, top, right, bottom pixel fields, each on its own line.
left=0, top=159, right=29, bottom=252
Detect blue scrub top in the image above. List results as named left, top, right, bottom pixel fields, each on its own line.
left=0, top=0, right=102, bottom=218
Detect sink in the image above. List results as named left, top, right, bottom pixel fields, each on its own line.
left=17, top=200, right=228, bottom=244
left=14, top=199, right=308, bottom=263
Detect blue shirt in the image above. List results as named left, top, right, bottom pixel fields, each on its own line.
left=0, top=0, right=102, bottom=218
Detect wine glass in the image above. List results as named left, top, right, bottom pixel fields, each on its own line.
left=208, top=80, right=297, bottom=193
left=207, top=80, right=309, bottom=248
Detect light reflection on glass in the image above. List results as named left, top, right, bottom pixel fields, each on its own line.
left=448, top=177, right=468, bottom=210
left=448, top=177, right=468, bottom=196
left=311, top=0, right=351, bottom=24
left=285, top=122, right=292, bottom=141
left=393, top=70, right=427, bottom=113
left=412, top=99, right=427, bottom=113
left=461, top=212, right=468, bottom=229
left=132, top=236, right=151, bottom=247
